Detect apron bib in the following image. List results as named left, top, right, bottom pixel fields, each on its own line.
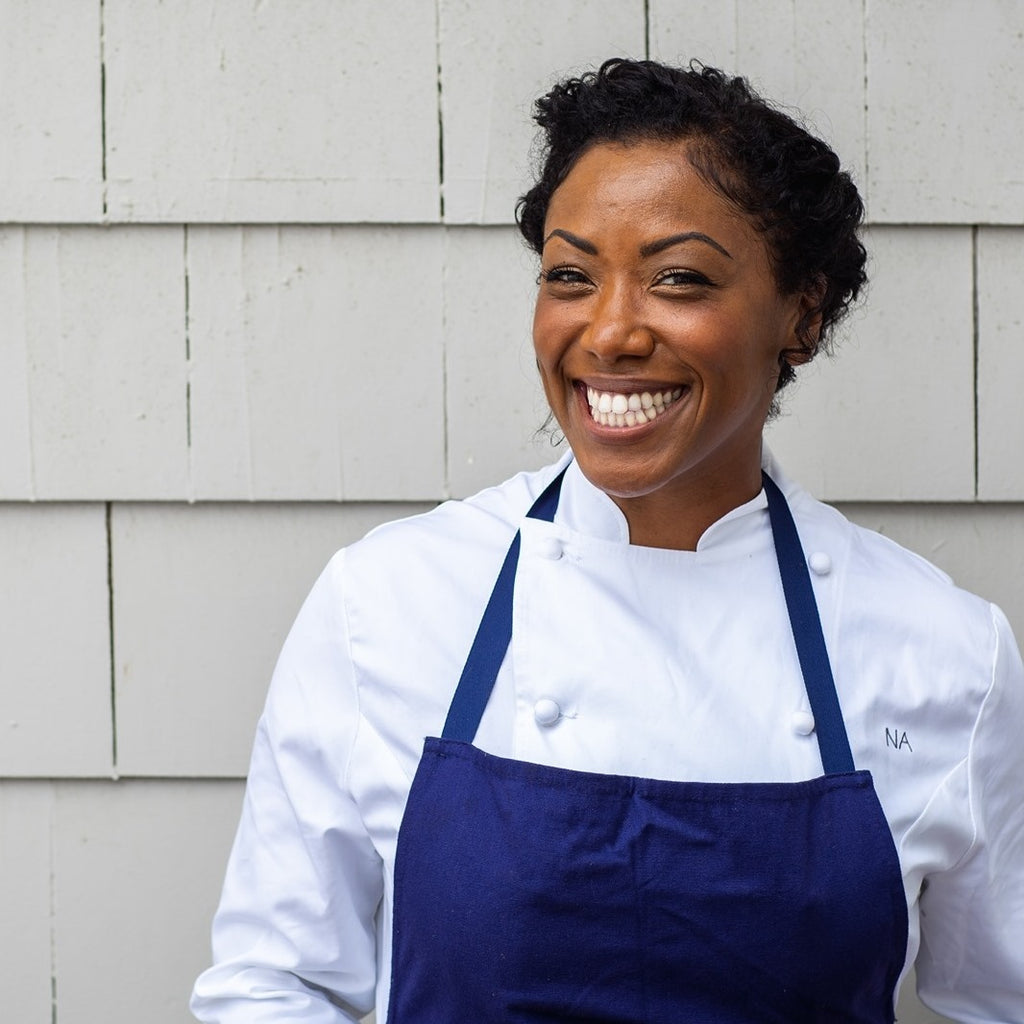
left=386, top=470, right=908, bottom=1023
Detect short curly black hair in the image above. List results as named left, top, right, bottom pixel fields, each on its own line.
left=516, top=58, right=867, bottom=391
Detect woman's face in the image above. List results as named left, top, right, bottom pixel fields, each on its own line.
left=533, top=139, right=809, bottom=521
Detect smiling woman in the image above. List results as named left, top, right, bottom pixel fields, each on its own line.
left=192, top=60, right=1024, bottom=1024
left=519, top=60, right=865, bottom=551
left=533, top=140, right=812, bottom=549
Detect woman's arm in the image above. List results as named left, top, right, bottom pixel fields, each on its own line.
left=915, top=604, right=1024, bottom=1023
left=191, top=553, right=383, bottom=1023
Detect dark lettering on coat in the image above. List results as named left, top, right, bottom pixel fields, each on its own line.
left=885, top=727, right=913, bottom=752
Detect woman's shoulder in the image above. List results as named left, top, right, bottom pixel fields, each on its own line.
left=316, top=457, right=571, bottom=655
left=345, top=456, right=569, bottom=573
left=789, top=483, right=997, bottom=654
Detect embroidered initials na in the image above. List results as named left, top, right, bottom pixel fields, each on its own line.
left=885, top=727, right=913, bottom=752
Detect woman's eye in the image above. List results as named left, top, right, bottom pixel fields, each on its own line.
left=654, top=269, right=712, bottom=287
left=540, top=266, right=591, bottom=286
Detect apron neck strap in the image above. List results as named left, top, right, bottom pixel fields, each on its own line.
left=441, top=469, right=566, bottom=743
left=761, top=472, right=854, bottom=773
left=443, top=466, right=855, bottom=776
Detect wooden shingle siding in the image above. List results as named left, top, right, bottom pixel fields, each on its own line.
left=0, top=4, right=1015, bottom=1022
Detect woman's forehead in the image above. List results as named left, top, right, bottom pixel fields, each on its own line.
left=543, top=140, right=762, bottom=257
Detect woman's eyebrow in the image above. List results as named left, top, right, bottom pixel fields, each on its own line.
left=542, top=229, right=598, bottom=255
left=640, top=232, right=733, bottom=259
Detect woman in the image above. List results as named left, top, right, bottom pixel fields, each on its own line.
left=192, top=60, right=1024, bottom=1023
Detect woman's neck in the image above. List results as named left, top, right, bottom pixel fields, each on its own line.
left=608, top=459, right=765, bottom=551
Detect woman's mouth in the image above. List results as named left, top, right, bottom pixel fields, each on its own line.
left=585, top=385, right=685, bottom=427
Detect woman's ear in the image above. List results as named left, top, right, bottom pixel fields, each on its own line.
left=783, top=347, right=813, bottom=368
left=785, top=275, right=827, bottom=365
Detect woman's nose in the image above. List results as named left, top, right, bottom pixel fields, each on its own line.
left=580, top=286, right=653, bottom=361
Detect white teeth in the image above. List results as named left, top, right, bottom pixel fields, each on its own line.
left=585, top=386, right=684, bottom=427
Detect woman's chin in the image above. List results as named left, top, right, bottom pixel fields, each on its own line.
left=569, top=448, right=678, bottom=502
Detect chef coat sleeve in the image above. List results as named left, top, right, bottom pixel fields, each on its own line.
left=191, top=551, right=383, bottom=1023
left=915, top=604, right=1024, bottom=1024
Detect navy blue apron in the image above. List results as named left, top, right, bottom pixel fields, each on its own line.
left=387, top=470, right=908, bottom=1023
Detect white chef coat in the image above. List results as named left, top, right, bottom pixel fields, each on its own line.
left=191, top=450, right=1024, bottom=1024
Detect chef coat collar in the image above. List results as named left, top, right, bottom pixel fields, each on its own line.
left=554, top=442, right=799, bottom=552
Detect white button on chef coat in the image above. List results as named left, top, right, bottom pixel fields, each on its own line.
left=533, top=698, right=562, bottom=726
left=535, top=536, right=564, bottom=561
left=792, top=710, right=816, bottom=736
left=809, top=551, right=832, bottom=575
left=192, top=450, right=1024, bottom=1024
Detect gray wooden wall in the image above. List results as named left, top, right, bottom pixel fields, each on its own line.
left=1, top=2, right=1021, bottom=1021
